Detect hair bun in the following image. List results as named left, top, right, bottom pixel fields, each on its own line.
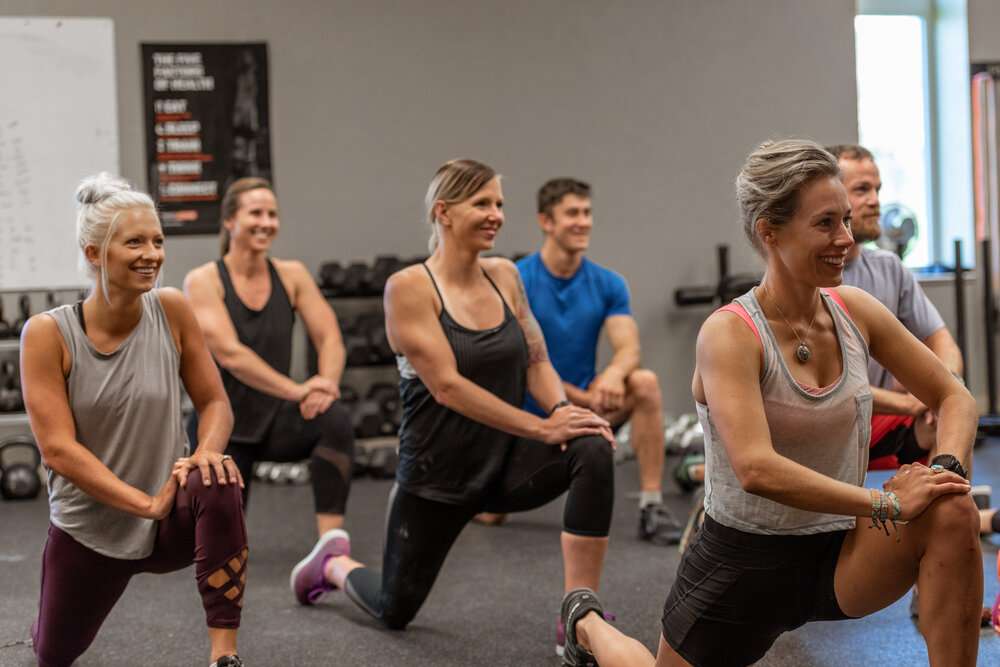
left=75, top=172, right=132, bottom=206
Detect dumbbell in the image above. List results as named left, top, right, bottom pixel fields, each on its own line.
left=366, top=255, right=403, bottom=294
left=0, top=300, right=12, bottom=339
left=319, top=261, right=347, bottom=295
left=354, top=312, right=390, bottom=365
left=366, top=445, right=398, bottom=479
left=13, top=295, right=31, bottom=337
left=368, top=321, right=393, bottom=364
left=343, top=262, right=369, bottom=296
left=0, top=362, right=22, bottom=412
left=367, top=383, right=401, bottom=432
left=343, top=326, right=372, bottom=366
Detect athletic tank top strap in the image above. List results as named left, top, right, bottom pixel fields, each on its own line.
left=421, top=262, right=445, bottom=303
left=480, top=267, right=514, bottom=314
left=422, top=263, right=513, bottom=324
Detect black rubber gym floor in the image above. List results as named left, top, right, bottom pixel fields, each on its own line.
left=2, top=446, right=999, bottom=666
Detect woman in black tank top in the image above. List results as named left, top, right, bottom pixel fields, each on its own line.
left=290, top=160, right=617, bottom=652
left=185, top=179, right=357, bottom=610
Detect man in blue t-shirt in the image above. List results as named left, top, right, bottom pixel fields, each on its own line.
left=517, top=178, right=677, bottom=544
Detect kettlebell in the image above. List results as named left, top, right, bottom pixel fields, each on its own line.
left=0, top=436, right=42, bottom=500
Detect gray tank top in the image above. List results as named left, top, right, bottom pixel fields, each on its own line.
left=699, top=289, right=873, bottom=535
left=46, top=290, right=187, bottom=559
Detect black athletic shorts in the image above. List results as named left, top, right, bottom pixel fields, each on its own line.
left=661, top=514, right=854, bottom=667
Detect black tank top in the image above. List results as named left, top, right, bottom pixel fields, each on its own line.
left=217, top=258, right=295, bottom=442
left=396, top=264, right=529, bottom=505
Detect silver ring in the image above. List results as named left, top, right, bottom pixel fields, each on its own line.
left=930, top=464, right=944, bottom=473
left=221, top=454, right=233, bottom=461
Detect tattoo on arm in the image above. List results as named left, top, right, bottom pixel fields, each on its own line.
left=515, top=274, right=550, bottom=365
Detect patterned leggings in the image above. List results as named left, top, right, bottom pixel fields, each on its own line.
left=32, top=469, right=248, bottom=667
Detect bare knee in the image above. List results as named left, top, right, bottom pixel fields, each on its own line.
left=918, top=493, right=980, bottom=548
left=627, top=369, right=662, bottom=407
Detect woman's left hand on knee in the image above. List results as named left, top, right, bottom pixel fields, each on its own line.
left=883, top=462, right=970, bottom=521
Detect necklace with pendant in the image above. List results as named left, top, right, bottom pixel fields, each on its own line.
left=763, top=285, right=819, bottom=364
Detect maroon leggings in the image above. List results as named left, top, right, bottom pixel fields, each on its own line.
left=32, top=470, right=247, bottom=667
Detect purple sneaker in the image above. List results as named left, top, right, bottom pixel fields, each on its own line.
left=290, top=528, right=351, bottom=605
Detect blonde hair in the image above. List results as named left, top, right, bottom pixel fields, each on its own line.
left=75, top=173, right=158, bottom=303
left=219, top=177, right=273, bottom=256
left=424, top=159, right=497, bottom=252
left=735, top=139, right=840, bottom=254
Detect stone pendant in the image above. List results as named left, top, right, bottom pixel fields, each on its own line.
left=795, top=343, right=811, bottom=363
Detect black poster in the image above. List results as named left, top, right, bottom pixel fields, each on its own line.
left=142, top=43, right=271, bottom=234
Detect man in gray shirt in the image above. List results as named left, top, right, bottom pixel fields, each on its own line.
left=829, top=144, right=964, bottom=471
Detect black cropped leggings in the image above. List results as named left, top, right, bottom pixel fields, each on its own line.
left=344, top=434, right=614, bottom=630
left=188, top=401, right=355, bottom=515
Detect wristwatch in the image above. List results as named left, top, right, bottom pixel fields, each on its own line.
left=929, top=454, right=968, bottom=480
left=549, top=400, right=572, bottom=416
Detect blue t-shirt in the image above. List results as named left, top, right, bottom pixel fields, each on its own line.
left=517, top=253, right=631, bottom=416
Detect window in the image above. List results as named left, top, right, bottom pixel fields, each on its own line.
left=854, top=0, right=974, bottom=269
left=855, top=14, right=932, bottom=266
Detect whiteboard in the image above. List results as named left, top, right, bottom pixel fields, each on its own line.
left=0, top=17, right=119, bottom=291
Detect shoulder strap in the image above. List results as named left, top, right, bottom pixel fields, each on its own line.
left=820, top=288, right=853, bottom=321
left=215, top=258, right=235, bottom=297
left=74, top=301, right=86, bottom=334
left=481, top=267, right=513, bottom=313
left=717, top=302, right=761, bottom=344
left=421, top=263, right=444, bottom=302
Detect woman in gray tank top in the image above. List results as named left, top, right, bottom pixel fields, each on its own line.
left=558, top=141, right=982, bottom=667
left=19, top=174, right=248, bottom=667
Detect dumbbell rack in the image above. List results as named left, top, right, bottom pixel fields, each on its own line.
left=0, top=289, right=87, bottom=439
left=311, top=290, right=401, bottom=474
left=0, top=339, right=28, bottom=432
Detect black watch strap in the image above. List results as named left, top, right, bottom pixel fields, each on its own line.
left=930, top=454, right=968, bottom=479
left=549, top=400, right=572, bottom=416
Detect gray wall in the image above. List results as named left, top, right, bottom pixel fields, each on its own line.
left=5, top=0, right=858, bottom=414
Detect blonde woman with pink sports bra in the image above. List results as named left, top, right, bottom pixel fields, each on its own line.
left=556, top=139, right=982, bottom=667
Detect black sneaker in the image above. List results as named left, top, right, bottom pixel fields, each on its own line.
left=639, top=503, right=682, bottom=545
left=672, top=453, right=705, bottom=493
left=210, top=656, right=244, bottom=667
left=560, top=588, right=604, bottom=667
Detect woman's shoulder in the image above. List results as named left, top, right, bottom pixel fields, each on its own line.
left=385, top=264, right=436, bottom=303
left=480, top=256, right=519, bottom=286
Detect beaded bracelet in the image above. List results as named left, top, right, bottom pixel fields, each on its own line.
left=869, top=490, right=902, bottom=541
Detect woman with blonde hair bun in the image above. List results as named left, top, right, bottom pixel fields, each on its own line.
left=21, top=173, right=247, bottom=667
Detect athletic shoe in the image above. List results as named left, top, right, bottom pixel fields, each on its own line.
left=210, top=656, right=243, bottom=667
left=559, top=588, right=604, bottom=667
left=639, top=502, right=682, bottom=545
left=290, top=528, right=351, bottom=605
left=556, top=610, right=616, bottom=657
left=672, top=453, right=705, bottom=493
left=678, top=488, right=706, bottom=554
left=991, top=591, right=1000, bottom=633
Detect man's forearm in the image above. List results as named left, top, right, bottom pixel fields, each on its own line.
left=924, top=328, right=963, bottom=376
left=605, top=346, right=640, bottom=379
left=563, top=382, right=590, bottom=406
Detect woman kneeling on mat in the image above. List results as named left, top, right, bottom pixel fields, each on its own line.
left=558, top=140, right=982, bottom=667
left=20, top=174, right=248, bottom=667
left=290, top=159, right=617, bottom=649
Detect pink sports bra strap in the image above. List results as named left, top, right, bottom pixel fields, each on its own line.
left=820, top=288, right=852, bottom=319
left=718, top=302, right=761, bottom=344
